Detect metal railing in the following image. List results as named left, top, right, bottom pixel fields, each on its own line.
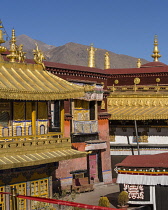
left=0, top=132, right=63, bottom=141
left=0, top=133, right=71, bottom=155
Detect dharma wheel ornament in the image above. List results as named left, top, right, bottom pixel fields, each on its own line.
left=134, top=78, right=140, bottom=85
left=114, top=80, right=119, bottom=85
left=156, top=78, right=160, bottom=83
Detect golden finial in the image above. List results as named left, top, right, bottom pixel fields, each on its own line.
left=87, top=43, right=97, bottom=67
left=104, top=52, right=111, bottom=69
left=33, top=43, right=46, bottom=69
left=0, top=20, right=6, bottom=53
left=151, top=35, right=161, bottom=62
left=137, top=58, right=141, bottom=68
left=7, top=29, right=18, bottom=62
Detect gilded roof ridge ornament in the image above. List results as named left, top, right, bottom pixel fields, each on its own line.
left=104, top=52, right=111, bottom=69
left=33, top=43, right=46, bottom=69
left=0, top=20, right=6, bottom=53
left=137, top=58, right=141, bottom=68
left=6, top=29, right=18, bottom=62
left=151, top=35, right=161, bottom=62
left=87, top=43, right=97, bottom=68
left=16, top=44, right=26, bottom=63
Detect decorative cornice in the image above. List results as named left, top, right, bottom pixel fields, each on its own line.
left=98, top=112, right=111, bottom=120
left=64, top=113, right=72, bottom=121
left=108, top=97, right=168, bottom=120
left=46, top=67, right=108, bottom=80
left=118, top=169, right=168, bottom=176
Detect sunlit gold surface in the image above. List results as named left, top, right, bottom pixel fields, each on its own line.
left=33, top=43, right=45, bottom=69
left=134, top=77, right=140, bottom=84
left=0, top=61, right=85, bottom=100
left=0, top=134, right=86, bottom=169
left=137, top=58, right=141, bottom=68
left=87, top=43, right=97, bottom=67
left=151, top=35, right=161, bottom=61
left=0, top=21, right=5, bottom=44
left=108, top=85, right=168, bottom=120
left=104, top=52, right=111, bottom=69
left=0, top=21, right=6, bottom=53
left=6, top=29, right=18, bottom=62
left=17, top=44, right=26, bottom=63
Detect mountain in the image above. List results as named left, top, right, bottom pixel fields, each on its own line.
left=3, top=34, right=55, bottom=59
left=3, top=35, right=149, bottom=69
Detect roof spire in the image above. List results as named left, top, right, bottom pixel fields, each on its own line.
left=7, top=29, right=18, bottom=62
left=104, top=52, right=111, bottom=69
left=137, top=58, right=141, bottom=68
left=87, top=43, right=97, bottom=67
left=151, top=35, right=161, bottom=62
left=0, top=20, right=6, bottom=53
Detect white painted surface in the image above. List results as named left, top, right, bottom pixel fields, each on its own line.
left=111, top=127, right=168, bottom=144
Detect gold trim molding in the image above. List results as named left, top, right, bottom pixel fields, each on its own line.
left=108, top=98, right=168, bottom=107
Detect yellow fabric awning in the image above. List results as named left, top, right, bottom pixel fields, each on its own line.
left=0, top=149, right=87, bottom=170
left=0, top=61, right=85, bottom=100
left=108, top=106, right=168, bottom=120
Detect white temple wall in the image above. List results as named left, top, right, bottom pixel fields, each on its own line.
left=111, top=127, right=168, bottom=145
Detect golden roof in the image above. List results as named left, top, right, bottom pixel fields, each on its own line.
left=0, top=60, right=85, bottom=100
left=0, top=149, right=86, bottom=170
left=108, top=85, right=168, bottom=120
left=108, top=105, right=168, bottom=120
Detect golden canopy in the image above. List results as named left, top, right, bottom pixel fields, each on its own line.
left=108, top=92, right=168, bottom=120
left=0, top=60, right=85, bottom=100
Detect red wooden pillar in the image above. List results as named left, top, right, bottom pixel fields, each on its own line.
left=98, top=113, right=112, bottom=184
left=64, top=100, right=72, bottom=137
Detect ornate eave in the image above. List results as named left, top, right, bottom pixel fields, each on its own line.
left=98, top=112, right=111, bottom=120
left=0, top=61, right=85, bottom=101
left=108, top=85, right=168, bottom=120
left=0, top=149, right=87, bottom=170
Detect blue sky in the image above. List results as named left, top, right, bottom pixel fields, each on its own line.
left=1, top=0, right=168, bottom=64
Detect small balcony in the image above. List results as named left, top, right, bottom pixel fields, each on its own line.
left=74, top=120, right=98, bottom=134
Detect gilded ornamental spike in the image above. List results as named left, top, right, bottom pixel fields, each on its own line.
left=137, top=58, right=141, bottom=68
left=87, top=43, right=97, bottom=68
left=33, top=43, right=45, bottom=69
left=104, top=52, right=111, bottom=69
left=0, top=20, right=6, bottom=53
left=151, top=35, right=161, bottom=62
left=7, top=29, right=18, bottom=62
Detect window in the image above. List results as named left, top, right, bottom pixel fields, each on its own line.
left=0, top=186, right=5, bottom=210
left=31, top=179, right=48, bottom=209
left=10, top=183, right=26, bottom=210
left=89, top=101, right=95, bottom=120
